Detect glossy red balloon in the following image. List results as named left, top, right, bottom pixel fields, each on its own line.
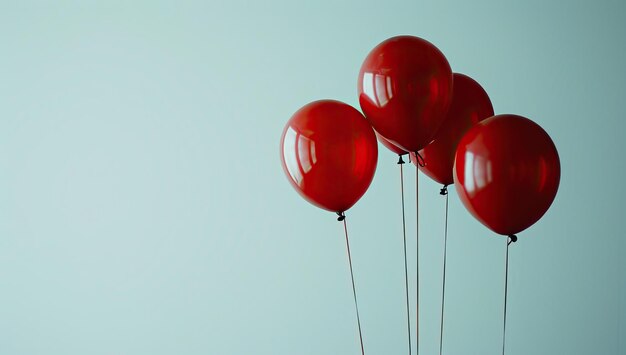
left=453, top=114, right=561, bottom=236
left=280, top=100, right=378, bottom=213
left=412, top=73, right=494, bottom=185
left=358, top=35, right=453, bottom=152
left=376, top=131, right=407, bottom=156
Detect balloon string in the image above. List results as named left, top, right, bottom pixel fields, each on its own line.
left=399, top=158, right=413, bottom=355
left=502, top=235, right=517, bottom=355
left=414, top=151, right=426, bottom=167
left=415, top=166, right=420, bottom=355
left=439, top=187, right=449, bottom=355
left=341, top=215, right=365, bottom=355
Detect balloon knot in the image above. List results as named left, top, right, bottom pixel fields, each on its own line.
left=336, top=211, right=346, bottom=222
left=414, top=151, right=426, bottom=167
left=507, top=234, right=518, bottom=245
left=440, top=184, right=449, bottom=195
left=397, top=154, right=405, bottom=165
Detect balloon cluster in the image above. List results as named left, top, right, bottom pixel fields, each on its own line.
left=280, top=35, right=560, bottom=237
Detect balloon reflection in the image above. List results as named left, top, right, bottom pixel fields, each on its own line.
left=361, top=72, right=394, bottom=108
left=282, top=126, right=317, bottom=185
left=461, top=151, right=493, bottom=197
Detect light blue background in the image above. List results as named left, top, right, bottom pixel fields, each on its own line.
left=1, top=1, right=624, bottom=354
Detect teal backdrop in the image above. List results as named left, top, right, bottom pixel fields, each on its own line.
left=1, top=1, right=624, bottom=354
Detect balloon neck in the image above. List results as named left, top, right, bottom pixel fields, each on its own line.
left=440, top=184, right=449, bottom=195
left=414, top=151, right=426, bottom=167
left=336, top=211, right=346, bottom=221
left=397, top=155, right=405, bottom=165
left=507, top=234, right=518, bottom=245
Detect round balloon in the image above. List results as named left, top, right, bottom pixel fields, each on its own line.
left=280, top=100, right=378, bottom=213
left=376, top=131, right=407, bottom=156
left=358, top=35, right=453, bottom=152
left=453, top=114, right=560, bottom=236
left=413, top=73, right=494, bottom=185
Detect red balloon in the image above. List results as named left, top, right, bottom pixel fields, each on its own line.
left=280, top=100, right=378, bottom=213
left=358, top=35, right=453, bottom=152
left=453, top=114, right=560, bottom=236
left=412, top=73, right=494, bottom=185
left=376, top=131, right=407, bottom=156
